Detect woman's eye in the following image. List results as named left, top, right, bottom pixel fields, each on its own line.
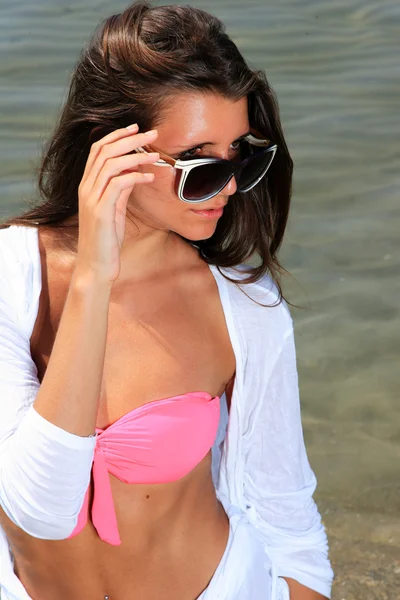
left=179, top=140, right=242, bottom=160
left=229, top=140, right=242, bottom=158
left=179, top=147, right=204, bottom=159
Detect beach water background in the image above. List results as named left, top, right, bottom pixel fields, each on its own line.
left=1, top=0, right=399, bottom=598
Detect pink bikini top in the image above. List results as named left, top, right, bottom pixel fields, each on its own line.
left=68, top=391, right=220, bottom=545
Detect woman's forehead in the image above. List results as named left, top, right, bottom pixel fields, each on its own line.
left=156, top=92, right=249, bottom=150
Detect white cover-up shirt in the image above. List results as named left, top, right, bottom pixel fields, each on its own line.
left=0, top=225, right=333, bottom=599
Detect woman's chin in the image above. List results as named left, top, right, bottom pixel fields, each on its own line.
left=177, top=223, right=219, bottom=242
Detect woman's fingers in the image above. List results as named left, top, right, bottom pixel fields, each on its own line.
left=82, top=124, right=138, bottom=180
left=89, top=151, right=160, bottom=206
left=82, top=128, right=158, bottom=193
left=88, top=171, right=154, bottom=222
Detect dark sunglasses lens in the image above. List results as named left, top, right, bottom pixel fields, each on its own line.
left=238, top=149, right=274, bottom=191
left=183, top=162, right=233, bottom=201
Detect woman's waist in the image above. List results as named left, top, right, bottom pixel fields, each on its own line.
left=9, top=455, right=228, bottom=598
left=12, top=504, right=229, bottom=600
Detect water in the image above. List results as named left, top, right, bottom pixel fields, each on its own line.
left=1, top=1, right=399, bottom=597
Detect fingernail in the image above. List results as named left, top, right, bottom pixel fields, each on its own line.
left=144, top=173, right=155, bottom=180
left=126, top=123, right=138, bottom=130
left=144, top=129, right=158, bottom=136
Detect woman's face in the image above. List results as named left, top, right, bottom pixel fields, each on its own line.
left=128, top=92, right=249, bottom=241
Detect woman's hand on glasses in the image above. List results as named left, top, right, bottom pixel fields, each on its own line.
left=75, top=125, right=160, bottom=284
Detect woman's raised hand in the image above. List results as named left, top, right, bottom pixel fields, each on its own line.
left=75, top=124, right=159, bottom=284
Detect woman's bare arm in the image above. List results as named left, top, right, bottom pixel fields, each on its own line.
left=33, top=273, right=112, bottom=436
left=33, top=125, right=159, bottom=436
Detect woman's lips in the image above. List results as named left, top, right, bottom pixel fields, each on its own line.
left=190, top=207, right=224, bottom=219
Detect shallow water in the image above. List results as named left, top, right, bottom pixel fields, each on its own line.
left=1, top=0, right=399, bottom=597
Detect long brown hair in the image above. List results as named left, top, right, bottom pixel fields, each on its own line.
left=1, top=1, right=293, bottom=292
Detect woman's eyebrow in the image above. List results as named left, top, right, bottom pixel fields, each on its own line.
left=173, top=130, right=251, bottom=152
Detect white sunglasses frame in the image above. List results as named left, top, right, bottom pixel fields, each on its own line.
left=135, top=133, right=278, bottom=203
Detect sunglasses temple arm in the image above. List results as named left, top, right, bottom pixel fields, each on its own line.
left=136, top=146, right=176, bottom=167
left=246, top=133, right=272, bottom=147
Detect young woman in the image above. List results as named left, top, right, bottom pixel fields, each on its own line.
left=0, top=2, right=333, bottom=599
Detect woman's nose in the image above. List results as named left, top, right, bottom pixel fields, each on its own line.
left=221, top=174, right=238, bottom=197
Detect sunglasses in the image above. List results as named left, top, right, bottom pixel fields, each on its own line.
left=135, top=133, right=278, bottom=203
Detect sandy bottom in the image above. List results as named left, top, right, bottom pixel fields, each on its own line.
left=325, top=509, right=400, bottom=599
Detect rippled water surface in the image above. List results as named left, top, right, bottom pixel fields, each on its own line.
left=1, top=1, right=399, bottom=597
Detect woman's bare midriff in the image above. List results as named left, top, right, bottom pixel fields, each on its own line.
left=4, top=454, right=229, bottom=599
left=2, top=226, right=236, bottom=600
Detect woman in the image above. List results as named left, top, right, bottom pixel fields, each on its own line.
left=0, top=2, right=333, bottom=599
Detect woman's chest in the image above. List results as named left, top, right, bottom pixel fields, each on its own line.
left=31, top=253, right=235, bottom=427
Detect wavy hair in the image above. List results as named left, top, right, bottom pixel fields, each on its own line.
left=1, top=1, right=293, bottom=292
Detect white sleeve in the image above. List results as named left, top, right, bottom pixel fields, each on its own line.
left=243, top=326, right=334, bottom=599
left=0, top=242, right=96, bottom=540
